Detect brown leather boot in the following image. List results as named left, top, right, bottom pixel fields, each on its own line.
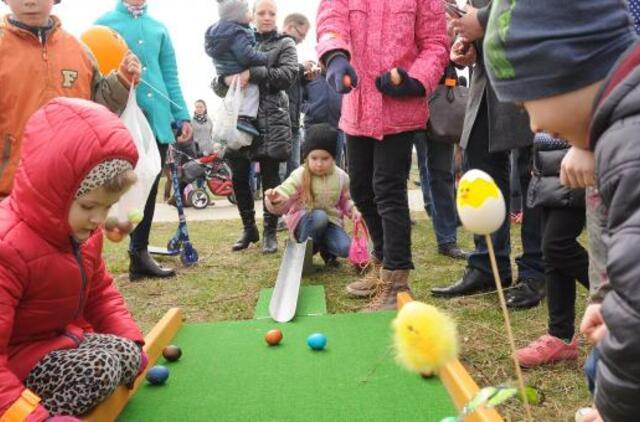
left=363, top=269, right=413, bottom=312
left=346, top=258, right=382, bottom=298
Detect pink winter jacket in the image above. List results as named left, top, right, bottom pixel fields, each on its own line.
left=316, top=0, right=450, bottom=140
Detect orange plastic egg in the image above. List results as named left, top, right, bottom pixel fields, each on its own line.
left=265, top=329, right=283, bottom=346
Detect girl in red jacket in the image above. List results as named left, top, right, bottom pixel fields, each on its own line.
left=0, top=98, right=146, bottom=421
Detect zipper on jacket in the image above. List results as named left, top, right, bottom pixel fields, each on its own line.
left=71, top=239, right=88, bottom=319
left=62, top=331, right=81, bottom=347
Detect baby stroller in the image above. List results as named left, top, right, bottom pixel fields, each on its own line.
left=177, top=148, right=236, bottom=209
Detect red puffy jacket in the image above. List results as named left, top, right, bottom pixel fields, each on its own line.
left=0, top=98, right=143, bottom=420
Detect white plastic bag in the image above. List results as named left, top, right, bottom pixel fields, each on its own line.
left=109, top=87, right=161, bottom=224
left=212, top=76, right=253, bottom=150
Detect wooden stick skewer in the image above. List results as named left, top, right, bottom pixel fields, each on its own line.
left=485, top=234, right=533, bottom=422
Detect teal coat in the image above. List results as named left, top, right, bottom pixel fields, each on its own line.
left=95, top=2, right=190, bottom=143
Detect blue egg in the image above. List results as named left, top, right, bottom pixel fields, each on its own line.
left=307, top=333, right=327, bottom=351
left=146, top=365, right=170, bottom=385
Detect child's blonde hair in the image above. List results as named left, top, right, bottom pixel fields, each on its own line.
left=102, top=169, right=137, bottom=194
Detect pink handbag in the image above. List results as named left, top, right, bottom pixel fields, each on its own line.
left=349, top=219, right=370, bottom=268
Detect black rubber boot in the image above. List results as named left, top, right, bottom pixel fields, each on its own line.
left=232, top=211, right=259, bottom=251
left=129, top=249, right=176, bottom=281
left=262, top=214, right=278, bottom=254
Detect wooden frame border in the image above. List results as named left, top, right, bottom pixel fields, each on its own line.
left=397, top=293, right=502, bottom=422
left=83, top=308, right=183, bottom=422
left=86, top=297, right=502, bottom=422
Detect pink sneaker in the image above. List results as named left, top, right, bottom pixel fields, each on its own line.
left=516, top=334, right=578, bottom=368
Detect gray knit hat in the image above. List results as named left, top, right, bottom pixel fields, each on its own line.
left=484, top=0, right=638, bottom=102
left=217, top=0, right=250, bottom=23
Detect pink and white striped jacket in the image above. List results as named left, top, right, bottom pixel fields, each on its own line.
left=316, top=0, right=450, bottom=140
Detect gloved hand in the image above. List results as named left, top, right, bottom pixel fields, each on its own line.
left=325, top=53, right=358, bottom=94
left=375, top=68, right=426, bottom=97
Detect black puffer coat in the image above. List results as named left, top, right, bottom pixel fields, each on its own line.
left=527, top=133, right=585, bottom=209
left=212, top=30, right=298, bottom=161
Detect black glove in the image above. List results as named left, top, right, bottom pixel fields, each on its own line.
left=375, top=68, right=425, bottom=97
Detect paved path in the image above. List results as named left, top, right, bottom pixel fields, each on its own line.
left=153, top=189, right=427, bottom=223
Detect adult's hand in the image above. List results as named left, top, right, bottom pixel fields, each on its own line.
left=177, top=121, right=192, bottom=143
left=450, top=38, right=477, bottom=66
left=304, top=60, right=321, bottom=81
left=580, top=304, right=607, bottom=345
left=450, top=6, right=484, bottom=42
left=117, top=51, right=142, bottom=87
left=325, top=54, right=358, bottom=94
left=560, top=146, right=596, bottom=188
left=223, top=69, right=250, bottom=89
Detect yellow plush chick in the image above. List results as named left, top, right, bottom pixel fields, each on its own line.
left=456, top=169, right=506, bottom=235
left=392, top=301, right=458, bottom=376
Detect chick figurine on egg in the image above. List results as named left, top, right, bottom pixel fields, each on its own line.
left=392, top=301, right=458, bottom=376
left=456, top=169, right=506, bottom=235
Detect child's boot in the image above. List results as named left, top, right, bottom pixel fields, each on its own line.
left=346, top=257, right=382, bottom=298
left=232, top=210, right=259, bottom=251
left=237, top=116, right=260, bottom=137
left=363, top=269, right=413, bottom=312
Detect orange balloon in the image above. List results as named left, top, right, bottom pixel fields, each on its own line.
left=80, top=26, right=128, bottom=75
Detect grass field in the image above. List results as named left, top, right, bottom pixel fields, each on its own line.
left=104, top=208, right=592, bottom=421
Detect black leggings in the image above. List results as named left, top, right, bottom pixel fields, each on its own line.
left=227, top=155, right=281, bottom=223
left=542, top=207, right=589, bottom=339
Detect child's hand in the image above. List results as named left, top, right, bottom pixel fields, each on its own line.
left=560, top=146, right=595, bottom=188
left=117, top=51, right=142, bottom=87
left=580, top=304, right=607, bottom=345
left=265, top=189, right=285, bottom=205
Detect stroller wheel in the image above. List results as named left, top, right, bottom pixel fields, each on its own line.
left=227, top=192, right=237, bottom=205
left=188, top=188, right=209, bottom=209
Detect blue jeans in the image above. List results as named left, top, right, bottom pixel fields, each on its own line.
left=463, top=98, right=543, bottom=282
left=585, top=347, right=599, bottom=395
left=294, top=209, right=351, bottom=258
left=414, top=132, right=457, bottom=246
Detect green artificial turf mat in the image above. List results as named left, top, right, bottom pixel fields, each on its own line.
left=253, top=285, right=327, bottom=320
left=120, top=312, right=456, bottom=421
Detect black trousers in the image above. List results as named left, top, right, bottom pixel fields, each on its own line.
left=347, top=132, right=414, bottom=270
left=130, top=143, right=168, bottom=251
left=464, top=97, right=544, bottom=282
left=542, top=207, right=589, bottom=339
left=227, top=155, right=281, bottom=224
